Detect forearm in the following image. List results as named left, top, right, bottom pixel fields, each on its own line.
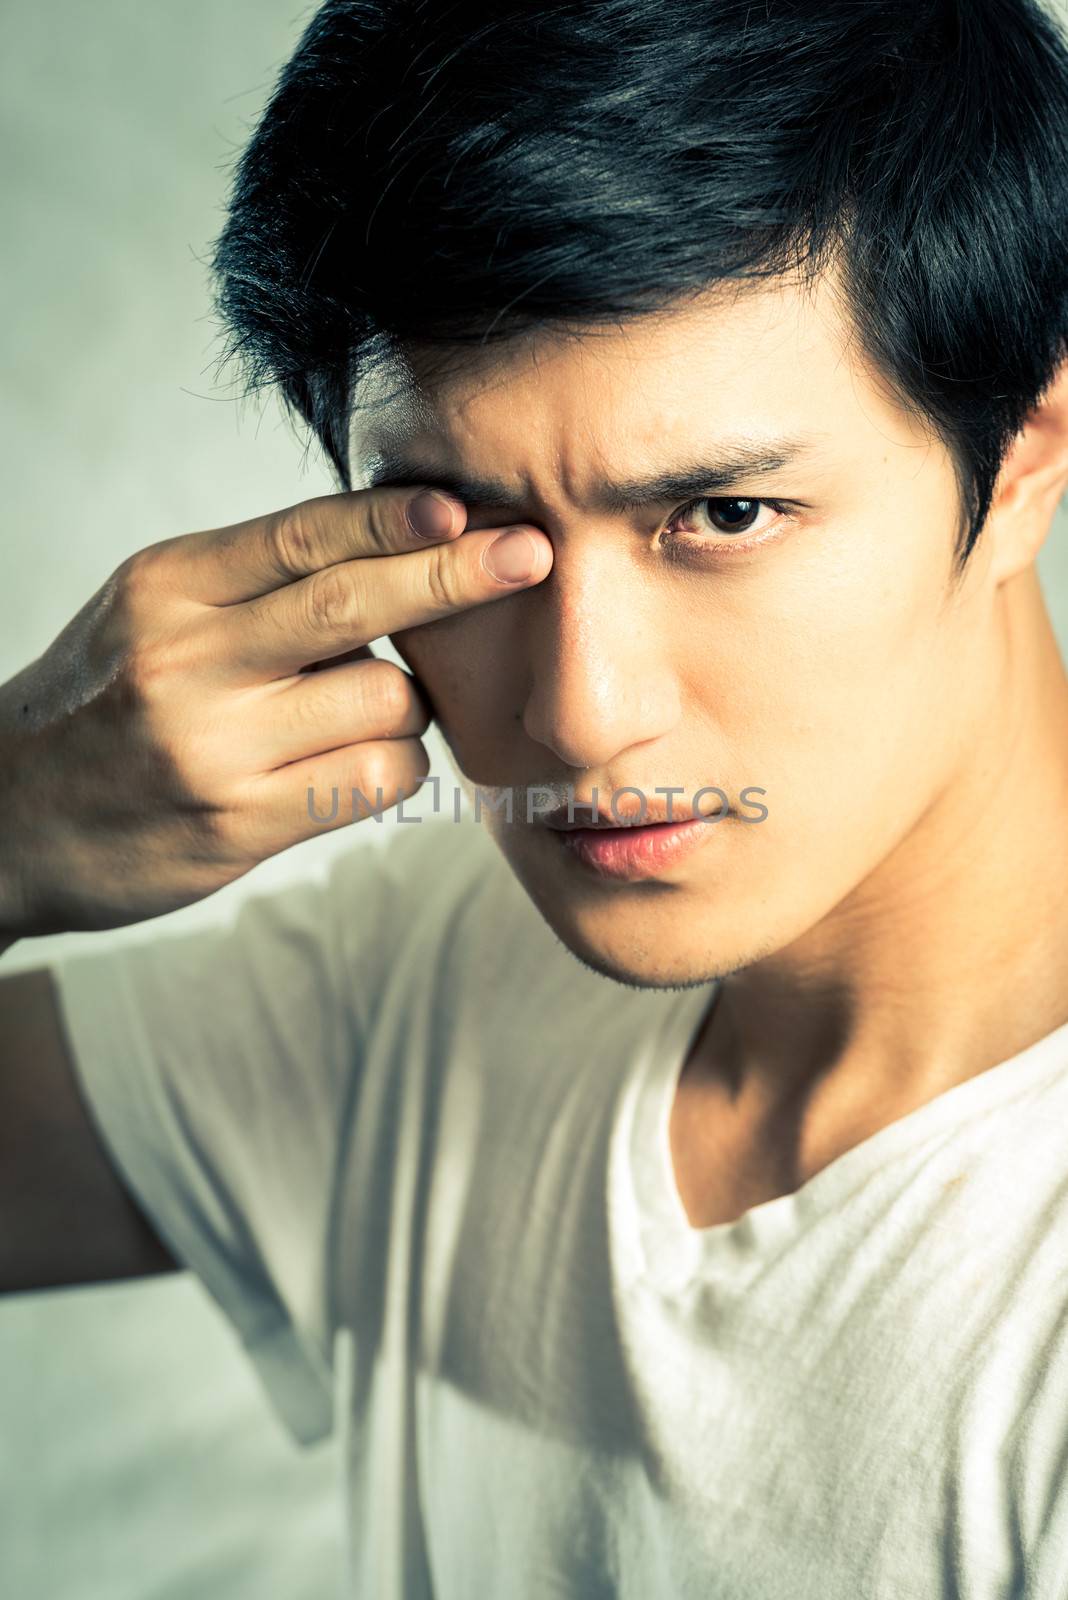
left=0, top=859, right=22, bottom=958
left=0, top=707, right=28, bottom=953
left=0, top=854, right=25, bottom=956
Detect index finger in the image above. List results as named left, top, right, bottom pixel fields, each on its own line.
left=164, top=486, right=467, bottom=607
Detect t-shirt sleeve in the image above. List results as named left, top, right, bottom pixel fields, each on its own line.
left=48, top=814, right=466, bottom=1449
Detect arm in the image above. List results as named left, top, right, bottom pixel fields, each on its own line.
left=0, top=965, right=180, bottom=1293
left=0, top=482, right=550, bottom=1297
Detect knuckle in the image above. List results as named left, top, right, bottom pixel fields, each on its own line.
left=304, top=564, right=363, bottom=637
left=424, top=544, right=463, bottom=613
left=114, top=546, right=160, bottom=611
left=123, top=639, right=172, bottom=704
left=291, top=678, right=332, bottom=731
left=122, top=623, right=202, bottom=706
left=352, top=743, right=395, bottom=806
left=268, top=500, right=322, bottom=576
left=361, top=492, right=399, bottom=555
left=359, top=661, right=411, bottom=729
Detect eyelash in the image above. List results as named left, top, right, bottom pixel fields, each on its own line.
left=661, top=496, right=793, bottom=558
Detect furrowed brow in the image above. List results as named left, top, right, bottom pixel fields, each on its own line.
left=364, top=435, right=821, bottom=515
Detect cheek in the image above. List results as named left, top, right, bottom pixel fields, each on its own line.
left=688, top=523, right=962, bottom=808
left=388, top=624, right=431, bottom=681
left=389, top=615, right=508, bottom=734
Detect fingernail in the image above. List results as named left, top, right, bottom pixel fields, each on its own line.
left=483, top=528, right=538, bottom=584
left=406, top=489, right=463, bottom=539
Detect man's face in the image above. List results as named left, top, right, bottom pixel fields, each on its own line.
left=350, top=270, right=999, bottom=990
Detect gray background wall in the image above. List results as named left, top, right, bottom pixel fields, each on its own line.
left=2, top=3, right=1067, bottom=1598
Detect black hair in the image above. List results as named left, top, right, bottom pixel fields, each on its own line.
left=209, top=0, right=1068, bottom=568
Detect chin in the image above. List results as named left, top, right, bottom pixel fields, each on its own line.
left=501, top=860, right=748, bottom=992
left=481, top=804, right=804, bottom=990
left=552, top=933, right=733, bottom=994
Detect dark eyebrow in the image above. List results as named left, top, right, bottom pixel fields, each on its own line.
left=363, top=435, right=824, bottom=516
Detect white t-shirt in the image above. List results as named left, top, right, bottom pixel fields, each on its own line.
left=51, top=811, right=1068, bottom=1598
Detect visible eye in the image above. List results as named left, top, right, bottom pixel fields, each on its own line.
left=661, top=496, right=790, bottom=556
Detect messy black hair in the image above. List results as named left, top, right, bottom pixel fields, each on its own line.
left=210, top=0, right=1068, bottom=568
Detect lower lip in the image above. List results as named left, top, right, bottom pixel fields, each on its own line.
left=549, top=815, right=722, bottom=881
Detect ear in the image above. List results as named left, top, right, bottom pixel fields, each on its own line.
left=985, top=354, right=1068, bottom=584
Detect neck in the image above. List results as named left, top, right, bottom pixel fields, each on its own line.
left=690, top=565, right=1068, bottom=1115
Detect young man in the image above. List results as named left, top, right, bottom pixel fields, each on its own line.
left=4, top=0, right=1068, bottom=1593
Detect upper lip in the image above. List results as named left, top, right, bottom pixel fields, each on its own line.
left=542, top=800, right=707, bottom=831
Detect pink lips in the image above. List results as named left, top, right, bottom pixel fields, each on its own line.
left=551, top=812, right=721, bottom=881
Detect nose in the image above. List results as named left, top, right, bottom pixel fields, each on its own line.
left=519, top=556, right=680, bottom=771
